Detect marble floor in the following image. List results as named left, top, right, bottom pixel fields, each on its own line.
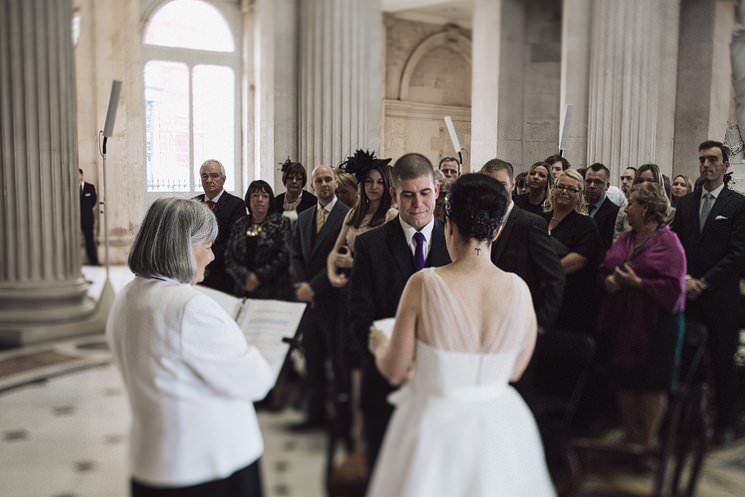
left=1, top=267, right=744, bottom=497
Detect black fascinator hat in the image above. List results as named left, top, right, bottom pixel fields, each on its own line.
left=339, top=149, right=391, bottom=183
left=279, top=157, right=308, bottom=186
left=280, top=157, right=294, bottom=174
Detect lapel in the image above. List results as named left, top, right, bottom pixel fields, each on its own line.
left=310, top=201, right=345, bottom=258
left=491, top=208, right=517, bottom=262
left=427, top=219, right=450, bottom=266
left=701, top=187, right=731, bottom=236
left=213, top=194, right=225, bottom=217
left=299, top=207, right=315, bottom=262
left=386, top=218, right=416, bottom=280
left=682, top=193, right=703, bottom=237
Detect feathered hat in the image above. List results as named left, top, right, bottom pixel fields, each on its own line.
left=339, top=149, right=391, bottom=183
left=279, top=156, right=295, bottom=174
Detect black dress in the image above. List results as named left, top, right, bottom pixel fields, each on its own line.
left=272, top=190, right=317, bottom=214
left=514, top=193, right=546, bottom=218
left=225, top=212, right=292, bottom=300
left=545, top=210, right=602, bottom=335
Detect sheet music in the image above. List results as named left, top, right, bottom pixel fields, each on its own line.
left=373, top=317, right=395, bottom=339
left=195, top=286, right=306, bottom=384
left=238, top=299, right=307, bottom=382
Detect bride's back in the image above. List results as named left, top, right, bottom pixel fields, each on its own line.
left=417, top=266, right=535, bottom=357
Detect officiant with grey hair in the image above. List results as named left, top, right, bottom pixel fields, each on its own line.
left=107, top=198, right=273, bottom=497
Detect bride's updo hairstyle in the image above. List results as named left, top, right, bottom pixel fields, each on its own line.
left=445, top=173, right=509, bottom=241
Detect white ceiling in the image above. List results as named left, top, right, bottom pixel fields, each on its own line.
left=383, top=0, right=473, bottom=28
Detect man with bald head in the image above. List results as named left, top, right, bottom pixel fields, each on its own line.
left=193, top=159, right=244, bottom=293
left=350, top=152, right=450, bottom=470
left=290, top=164, right=350, bottom=430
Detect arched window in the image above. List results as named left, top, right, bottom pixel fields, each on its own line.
left=143, top=0, right=241, bottom=196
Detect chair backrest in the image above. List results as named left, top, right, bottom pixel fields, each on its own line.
left=677, top=320, right=708, bottom=392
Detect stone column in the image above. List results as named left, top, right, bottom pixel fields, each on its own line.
left=0, top=0, right=96, bottom=346
left=586, top=0, right=679, bottom=179
left=252, top=0, right=299, bottom=189
left=298, top=0, right=383, bottom=169
left=560, top=0, right=592, bottom=168
left=470, top=0, right=502, bottom=169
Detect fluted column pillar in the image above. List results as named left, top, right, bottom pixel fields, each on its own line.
left=298, top=0, right=383, bottom=168
left=0, top=0, right=95, bottom=346
left=470, top=0, right=502, bottom=169
left=586, top=0, right=679, bottom=179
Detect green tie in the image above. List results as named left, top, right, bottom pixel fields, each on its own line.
left=699, top=192, right=713, bottom=230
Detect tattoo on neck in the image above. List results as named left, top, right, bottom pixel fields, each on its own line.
left=475, top=247, right=481, bottom=255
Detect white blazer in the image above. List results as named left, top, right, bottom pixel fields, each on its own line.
left=106, top=276, right=273, bottom=487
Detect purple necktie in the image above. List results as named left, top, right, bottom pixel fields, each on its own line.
left=413, top=231, right=426, bottom=271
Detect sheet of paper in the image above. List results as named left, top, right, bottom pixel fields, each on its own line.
left=373, top=317, right=395, bottom=339
left=194, top=285, right=242, bottom=319
left=238, top=299, right=307, bottom=383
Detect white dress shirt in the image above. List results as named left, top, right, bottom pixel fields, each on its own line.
left=106, top=277, right=273, bottom=486
left=399, top=216, right=435, bottom=259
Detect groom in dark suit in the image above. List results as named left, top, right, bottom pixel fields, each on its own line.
left=193, top=159, right=245, bottom=294
left=350, top=153, right=451, bottom=471
left=480, top=159, right=564, bottom=330
left=291, top=164, right=350, bottom=429
left=672, top=140, right=745, bottom=443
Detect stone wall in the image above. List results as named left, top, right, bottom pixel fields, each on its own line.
left=497, top=0, right=561, bottom=173
left=73, top=0, right=147, bottom=264
left=382, top=15, right=472, bottom=169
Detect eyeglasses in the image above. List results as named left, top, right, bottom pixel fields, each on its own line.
left=554, top=184, right=581, bottom=194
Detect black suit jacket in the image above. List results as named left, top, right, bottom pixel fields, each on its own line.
left=291, top=200, right=350, bottom=308
left=592, top=196, right=620, bottom=252
left=491, top=206, right=564, bottom=328
left=671, top=187, right=745, bottom=309
left=194, top=191, right=245, bottom=293
left=80, top=182, right=97, bottom=227
left=350, top=217, right=451, bottom=410
left=273, top=191, right=317, bottom=214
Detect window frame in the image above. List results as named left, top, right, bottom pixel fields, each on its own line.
left=142, top=0, right=243, bottom=203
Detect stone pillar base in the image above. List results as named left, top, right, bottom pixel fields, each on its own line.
left=0, top=280, right=113, bottom=349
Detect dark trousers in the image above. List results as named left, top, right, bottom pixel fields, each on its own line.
left=81, top=220, right=98, bottom=265
left=687, top=296, right=740, bottom=429
left=358, top=352, right=396, bottom=471
left=131, top=459, right=262, bottom=497
left=300, top=308, right=333, bottom=422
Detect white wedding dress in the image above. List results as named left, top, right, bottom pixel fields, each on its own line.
left=367, top=268, right=556, bottom=497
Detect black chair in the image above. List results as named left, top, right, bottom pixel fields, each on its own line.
left=652, top=321, right=709, bottom=497
left=519, top=330, right=596, bottom=496
left=570, top=321, right=710, bottom=497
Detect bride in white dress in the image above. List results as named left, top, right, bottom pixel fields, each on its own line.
left=367, top=173, right=556, bottom=497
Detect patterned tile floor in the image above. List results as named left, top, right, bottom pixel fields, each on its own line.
left=0, top=362, right=326, bottom=497
left=0, top=266, right=743, bottom=497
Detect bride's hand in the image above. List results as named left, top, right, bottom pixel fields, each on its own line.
left=368, top=327, right=388, bottom=355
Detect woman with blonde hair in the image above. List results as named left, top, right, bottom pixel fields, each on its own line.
left=670, top=174, right=693, bottom=207
left=614, top=163, right=675, bottom=240
left=544, top=169, right=602, bottom=334
left=514, top=161, right=552, bottom=216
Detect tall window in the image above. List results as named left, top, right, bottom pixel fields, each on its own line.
left=143, top=0, right=240, bottom=194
